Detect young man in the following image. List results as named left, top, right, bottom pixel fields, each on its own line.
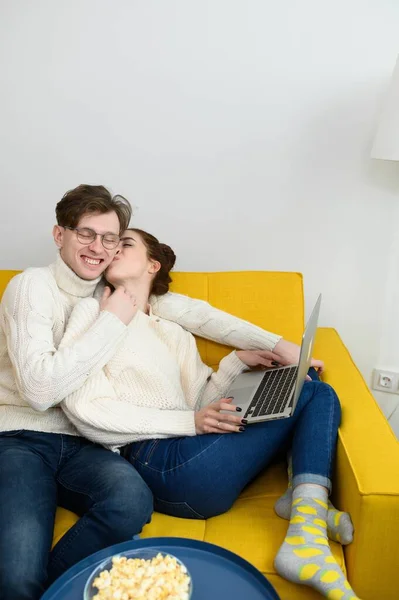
left=0, top=185, right=154, bottom=600
left=0, top=184, right=321, bottom=599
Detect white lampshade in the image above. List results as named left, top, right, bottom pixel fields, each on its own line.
left=371, top=54, right=399, bottom=161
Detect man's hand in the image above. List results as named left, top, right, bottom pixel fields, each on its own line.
left=194, top=398, right=245, bottom=434
left=100, top=286, right=138, bottom=326
left=272, top=338, right=324, bottom=372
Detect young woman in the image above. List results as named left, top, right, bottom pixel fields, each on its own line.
left=61, top=229, right=359, bottom=600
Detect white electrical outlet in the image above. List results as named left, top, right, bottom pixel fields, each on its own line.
left=372, top=369, right=399, bottom=394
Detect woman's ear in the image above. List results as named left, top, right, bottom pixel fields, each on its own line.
left=149, top=260, right=161, bottom=275
left=53, top=225, right=64, bottom=249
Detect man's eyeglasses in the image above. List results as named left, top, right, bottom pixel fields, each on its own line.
left=63, top=227, right=120, bottom=250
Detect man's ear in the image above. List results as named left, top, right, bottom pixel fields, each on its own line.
left=149, top=260, right=161, bottom=275
left=53, top=225, right=64, bottom=249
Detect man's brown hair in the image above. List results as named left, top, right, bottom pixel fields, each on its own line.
left=56, top=184, right=132, bottom=233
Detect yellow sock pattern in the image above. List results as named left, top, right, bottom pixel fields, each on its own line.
left=274, top=486, right=361, bottom=599
left=274, top=452, right=354, bottom=545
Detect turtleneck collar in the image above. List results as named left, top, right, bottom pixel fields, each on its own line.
left=49, top=252, right=102, bottom=298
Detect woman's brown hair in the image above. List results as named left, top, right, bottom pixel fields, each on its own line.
left=56, top=184, right=132, bottom=234
left=128, top=228, right=176, bottom=296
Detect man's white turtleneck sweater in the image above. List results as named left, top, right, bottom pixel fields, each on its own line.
left=0, top=253, right=281, bottom=436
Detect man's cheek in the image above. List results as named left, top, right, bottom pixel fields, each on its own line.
left=106, top=254, right=119, bottom=268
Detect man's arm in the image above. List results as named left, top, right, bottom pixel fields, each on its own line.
left=1, top=272, right=127, bottom=412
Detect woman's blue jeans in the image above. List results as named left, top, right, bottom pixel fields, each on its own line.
left=124, top=378, right=341, bottom=520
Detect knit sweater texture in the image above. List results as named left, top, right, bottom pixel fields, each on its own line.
left=61, top=299, right=248, bottom=448
left=0, top=254, right=280, bottom=436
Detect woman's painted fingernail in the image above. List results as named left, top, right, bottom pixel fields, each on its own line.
left=236, top=406, right=242, bottom=412
left=241, top=419, right=248, bottom=425
left=227, top=396, right=234, bottom=400
left=239, top=426, right=246, bottom=432
left=272, top=361, right=280, bottom=367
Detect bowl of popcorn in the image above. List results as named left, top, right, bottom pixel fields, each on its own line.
left=84, top=548, right=192, bottom=600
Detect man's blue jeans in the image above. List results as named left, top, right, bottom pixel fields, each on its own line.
left=124, top=380, right=341, bottom=519
left=0, top=431, right=153, bottom=600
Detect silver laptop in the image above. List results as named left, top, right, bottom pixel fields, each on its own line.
left=224, top=295, right=322, bottom=423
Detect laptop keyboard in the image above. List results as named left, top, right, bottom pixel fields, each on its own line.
left=244, top=366, right=298, bottom=419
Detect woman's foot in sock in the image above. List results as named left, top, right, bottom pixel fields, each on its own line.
left=274, top=452, right=294, bottom=520
left=274, top=484, right=360, bottom=599
left=327, top=502, right=354, bottom=545
left=274, top=488, right=293, bottom=519
left=274, top=489, right=354, bottom=545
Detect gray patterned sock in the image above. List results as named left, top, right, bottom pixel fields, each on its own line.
left=274, top=454, right=354, bottom=545
left=274, top=484, right=360, bottom=599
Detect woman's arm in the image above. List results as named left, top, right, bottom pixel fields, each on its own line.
left=152, top=293, right=324, bottom=372
left=273, top=338, right=324, bottom=372
left=176, top=327, right=248, bottom=408
left=176, top=329, right=290, bottom=409
left=62, top=320, right=246, bottom=444
left=62, top=368, right=244, bottom=444
left=151, top=292, right=281, bottom=351
left=62, top=371, right=197, bottom=446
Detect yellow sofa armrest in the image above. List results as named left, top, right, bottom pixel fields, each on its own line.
left=314, top=328, right=399, bottom=600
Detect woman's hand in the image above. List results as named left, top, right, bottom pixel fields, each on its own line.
left=272, top=339, right=324, bottom=372
left=235, top=349, right=283, bottom=368
left=194, top=398, right=245, bottom=435
left=236, top=345, right=322, bottom=381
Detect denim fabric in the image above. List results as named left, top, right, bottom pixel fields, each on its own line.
left=124, top=379, right=341, bottom=520
left=0, top=430, right=153, bottom=600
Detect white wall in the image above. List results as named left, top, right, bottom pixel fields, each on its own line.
left=374, top=199, right=399, bottom=421
left=1, top=0, right=399, bottom=403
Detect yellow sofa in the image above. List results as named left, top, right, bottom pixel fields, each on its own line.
left=1, top=269, right=399, bottom=600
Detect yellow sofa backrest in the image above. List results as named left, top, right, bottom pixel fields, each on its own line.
left=0, top=270, right=304, bottom=366
left=0, top=271, right=20, bottom=296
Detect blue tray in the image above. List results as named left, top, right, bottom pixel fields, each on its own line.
left=42, top=537, right=280, bottom=599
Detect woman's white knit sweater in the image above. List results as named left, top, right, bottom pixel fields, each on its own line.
left=61, top=300, right=249, bottom=449
left=0, top=253, right=280, bottom=436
